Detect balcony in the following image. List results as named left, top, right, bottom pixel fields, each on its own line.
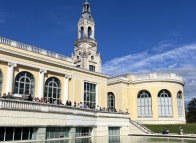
left=74, top=38, right=97, bottom=46
left=0, top=98, right=129, bottom=127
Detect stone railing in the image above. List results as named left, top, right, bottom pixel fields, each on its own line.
left=0, top=36, right=73, bottom=63
left=108, top=76, right=129, bottom=84
left=108, top=73, right=183, bottom=84
left=0, top=99, right=129, bottom=119
left=75, top=38, right=97, bottom=46
left=132, top=72, right=183, bottom=83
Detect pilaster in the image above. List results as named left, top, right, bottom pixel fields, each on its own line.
left=37, top=69, right=47, bottom=99
left=63, top=74, right=72, bottom=104
left=6, top=62, right=17, bottom=93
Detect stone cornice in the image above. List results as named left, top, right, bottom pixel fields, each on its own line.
left=0, top=46, right=108, bottom=78
left=108, top=73, right=185, bottom=86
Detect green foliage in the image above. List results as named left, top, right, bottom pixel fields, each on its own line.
left=186, top=98, right=196, bottom=123
left=145, top=124, right=196, bottom=134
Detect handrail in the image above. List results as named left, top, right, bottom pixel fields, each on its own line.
left=130, top=119, right=153, bottom=134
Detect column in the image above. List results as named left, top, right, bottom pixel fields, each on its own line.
left=96, top=84, right=98, bottom=107
left=69, top=127, right=76, bottom=139
left=35, top=127, right=46, bottom=141
left=64, top=74, right=71, bottom=104
left=6, top=62, right=17, bottom=93
left=37, top=69, right=47, bottom=99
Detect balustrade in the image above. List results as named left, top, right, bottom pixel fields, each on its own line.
left=0, top=99, right=129, bottom=118
left=108, top=73, right=183, bottom=83
left=0, top=36, right=73, bottom=63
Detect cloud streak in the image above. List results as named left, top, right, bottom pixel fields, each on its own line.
left=103, top=43, right=196, bottom=104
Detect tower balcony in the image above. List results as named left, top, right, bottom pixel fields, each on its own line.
left=74, top=38, right=97, bottom=46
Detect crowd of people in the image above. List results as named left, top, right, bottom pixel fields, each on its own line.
left=1, top=92, right=128, bottom=114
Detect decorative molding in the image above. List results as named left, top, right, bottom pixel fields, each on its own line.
left=0, top=47, right=108, bottom=78
left=39, top=69, right=47, bottom=74
left=65, top=74, right=72, bottom=79
left=108, top=73, right=184, bottom=85
left=8, top=62, right=17, bottom=68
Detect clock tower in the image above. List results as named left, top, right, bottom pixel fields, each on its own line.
left=72, top=1, right=101, bottom=73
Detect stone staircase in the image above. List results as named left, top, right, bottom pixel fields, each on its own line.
left=129, top=120, right=154, bottom=134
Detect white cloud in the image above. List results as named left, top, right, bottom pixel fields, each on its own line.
left=103, top=43, right=196, bottom=104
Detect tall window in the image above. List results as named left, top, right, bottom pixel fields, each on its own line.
left=108, top=127, right=120, bottom=135
left=107, top=92, right=115, bottom=111
left=177, top=91, right=183, bottom=116
left=46, top=127, right=69, bottom=139
left=76, top=127, right=92, bottom=137
left=84, top=82, right=96, bottom=108
left=88, top=27, right=92, bottom=38
left=158, top=89, right=173, bottom=117
left=0, top=70, right=2, bottom=96
left=44, top=77, right=61, bottom=103
left=0, top=127, right=35, bottom=141
left=80, top=27, right=84, bottom=38
left=137, top=90, right=152, bottom=117
left=89, top=65, right=95, bottom=72
left=14, top=71, right=34, bottom=95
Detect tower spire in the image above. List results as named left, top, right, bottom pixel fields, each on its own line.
left=72, top=0, right=102, bottom=73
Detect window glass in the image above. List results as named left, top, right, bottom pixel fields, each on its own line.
left=137, top=90, right=152, bottom=117
left=84, top=82, right=96, bottom=108
left=158, top=89, right=173, bottom=117
left=44, top=77, right=61, bottom=103
left=14, top=72, right=34, bottom=95
left=107, top=92, right=115, bottom=112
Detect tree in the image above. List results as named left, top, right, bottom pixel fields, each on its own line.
left=186, top=98, right=196, bottom=123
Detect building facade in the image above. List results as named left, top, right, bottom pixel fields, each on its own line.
left=0, top=0, right=185, bottom=126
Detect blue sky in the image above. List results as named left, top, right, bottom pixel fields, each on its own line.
left=0, top=0, right=196, bottom=104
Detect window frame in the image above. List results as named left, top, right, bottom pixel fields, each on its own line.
left=14, top=71, right=35, bottom=96
left=137, top=90, right=152, bottom=118
left=89, top=65, right=95, bottom=72
left=107, top=92, right=115, bottom=112
left=177, top=91, right=184, bottom=117
left=44, top=77, right=61, bottom=104
left=84, top=82, right=96, bottom=108
left=158, top=89, right=173, bottom=117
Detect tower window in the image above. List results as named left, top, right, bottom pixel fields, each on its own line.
left=80, top=27, right=84, bottom=38
left=88, top=27, right=92, bottom=39
left=89, top=65, right=95, bottom=72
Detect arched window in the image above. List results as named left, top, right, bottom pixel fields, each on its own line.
left=158, top=89, right=173, bottom=117
left=0, top=70, right=3, bottom=96
left=80, top=27, right=84, bottom=38
left=177, top=91, right=183, bottom=116
left=88, top=27, right=92, bottom=39
left=107, top=92, right=115, bottom=111
left=137, top=90, right=152, bottom=117
left=44, top=77, right=61, bottom=103
left=14, top=71, right=35, bottom=95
